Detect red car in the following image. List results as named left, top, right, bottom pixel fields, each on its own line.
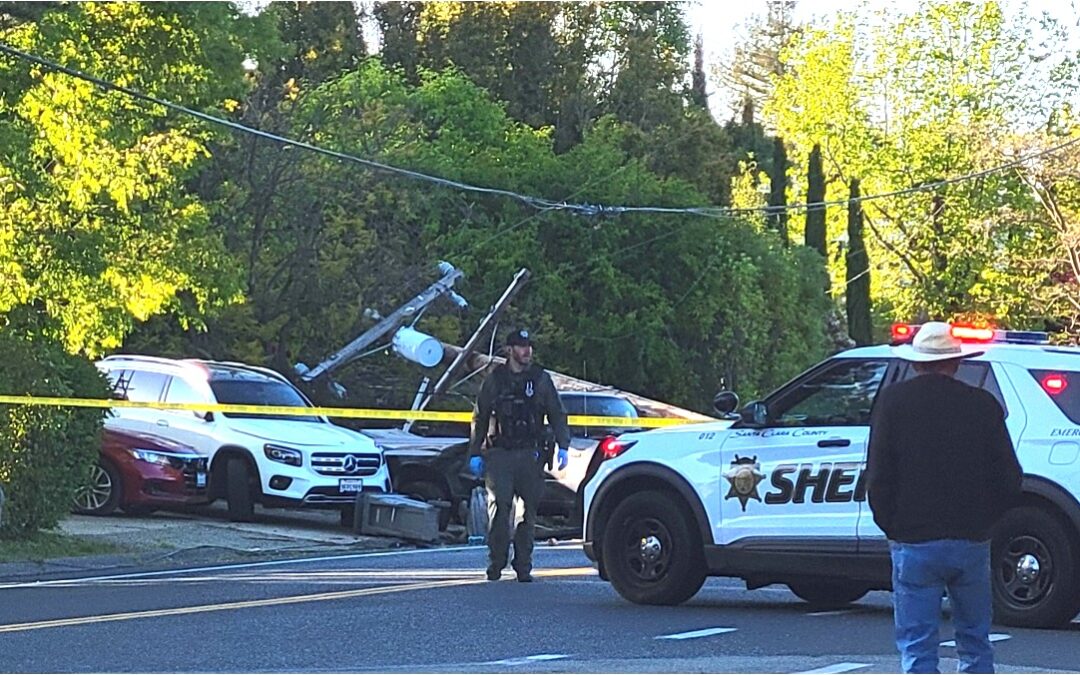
left=73, top=428, right=210, bottom=516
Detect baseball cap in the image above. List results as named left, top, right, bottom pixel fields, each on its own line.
left=506, top=328, right=533, bottom=347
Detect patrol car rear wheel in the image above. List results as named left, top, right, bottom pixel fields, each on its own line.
left=602, top=491, right=706, bottom=605
left=992, top=506, right=1080, bottom=628
left=787, top=580, right=868, bottom=607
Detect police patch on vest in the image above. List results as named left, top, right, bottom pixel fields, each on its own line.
left=724, top=455, right=765, bottom=511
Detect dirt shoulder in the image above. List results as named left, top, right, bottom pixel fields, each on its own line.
left=0, top=503, right=442, bottom=582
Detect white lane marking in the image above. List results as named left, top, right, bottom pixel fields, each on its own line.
left=0, top=578, right=481, bottom=634
left=940, top=633, right=1011, bottom=648
left=794, top=663, right=871, bottom=674
left=487, top=654, right=569, bottom=666
left=655, top=627, right=737, bottom=640
left=806, top=608, right=861, bottom=617
left=0, top=544, right=585, bottom=590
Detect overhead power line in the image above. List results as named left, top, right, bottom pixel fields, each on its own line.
left=2, top=41, right=1079, bottom=220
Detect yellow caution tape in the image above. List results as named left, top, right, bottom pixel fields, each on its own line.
left=0, top=395, right=706, bottom=429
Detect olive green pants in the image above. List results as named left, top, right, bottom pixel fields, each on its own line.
left=485, top=447, right=544, bottom=576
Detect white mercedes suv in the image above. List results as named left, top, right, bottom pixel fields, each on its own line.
left=97, top=355, right=390, bottom=521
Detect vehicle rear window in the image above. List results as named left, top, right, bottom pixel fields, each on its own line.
left=110, top=369, right=168, bottom=403
left=209, top=378, right=320, bottom=422
left=1030, top=369, right=1080, bottom=424
left=894, top=361, right=1007, bottom=414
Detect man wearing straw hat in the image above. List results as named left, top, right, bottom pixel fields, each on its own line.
left=867, top=322, right=1022, bottom=674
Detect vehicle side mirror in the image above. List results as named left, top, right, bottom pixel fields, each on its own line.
left=740, top=400, right=769, bottom=427
left=195, top=410, right=214, bottom=423
left=712, top=390, right=740, bottom=416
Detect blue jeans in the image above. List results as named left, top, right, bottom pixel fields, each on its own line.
left=890, top=540, right=994, bottom=674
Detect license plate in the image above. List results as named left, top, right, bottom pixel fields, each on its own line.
left=339, top=478, right=363, bottom=493
left=196, top=472, right=207, bottom=488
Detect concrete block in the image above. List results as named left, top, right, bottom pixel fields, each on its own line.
left=354, top=493, right=439, bottom=543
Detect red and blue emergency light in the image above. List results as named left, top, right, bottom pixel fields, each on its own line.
left=890, top=323, right=1049, bottom=346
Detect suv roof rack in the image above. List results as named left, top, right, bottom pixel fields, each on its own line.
left=192, top=359, right=288, bottom=381
left=100, top=354, right=188, bottom=367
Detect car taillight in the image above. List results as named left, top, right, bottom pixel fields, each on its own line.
left=1042, top=373, right=1068, bottom=396
left=599, top=436, right=636, bottom=461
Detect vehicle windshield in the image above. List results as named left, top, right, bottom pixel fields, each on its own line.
left=209, top=374, right=321, bottom=422
left=560, top=394, right=638, bottom=418
left=560, top=394, right=639, bottom=438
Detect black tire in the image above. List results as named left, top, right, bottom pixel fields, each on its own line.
left=788, top=580, right=869, bottom=607
left=601, top=490, right=706, bottom=605
left=225, top=456, right=256, bottom=522
left=401, top=479, right=452, bottom=531
left=991, top=506, right=1080, bottom=628
left=72, top=459, right=122, bottom=516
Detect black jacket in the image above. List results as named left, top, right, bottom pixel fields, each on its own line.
left=866, top=372, right=1023, bottom=543
left=468, top=363, right=570, bottom=457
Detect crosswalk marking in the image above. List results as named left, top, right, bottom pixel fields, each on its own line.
left=486, top=654, right=568, bottom=666
left=940, top=633, right=1011, bottom=647
left=806, top=608, right=862, bottom=617
left=794, top=663, right=871, bottom=674
left=655, top=627, right=737, bottom=640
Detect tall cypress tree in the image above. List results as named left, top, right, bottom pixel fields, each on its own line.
left=805, top=143, right=827, bottom=257
left=691, top=33, right=708, bottom=110
left=846, top=178, right=873, bottom=345
left=768, top=136, right=788, bottom=243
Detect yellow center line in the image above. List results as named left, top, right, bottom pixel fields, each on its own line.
left=0, top=578, right=481, bottom=634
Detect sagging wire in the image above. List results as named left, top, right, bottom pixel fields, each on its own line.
left=4, top=41, right=1078, bottom=223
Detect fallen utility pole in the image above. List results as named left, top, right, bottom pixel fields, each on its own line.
left=415, top=267, right=530, bottom=412
left=299, top=261, right=466, bottom=383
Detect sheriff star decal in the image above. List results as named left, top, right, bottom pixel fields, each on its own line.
left=724, top=455, right=765, bottom=511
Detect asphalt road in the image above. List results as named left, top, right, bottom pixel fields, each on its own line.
left=1, top=545, right=1078, bottom=673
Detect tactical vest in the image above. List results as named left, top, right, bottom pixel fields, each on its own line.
left=491, top=366, right=543, bottom=450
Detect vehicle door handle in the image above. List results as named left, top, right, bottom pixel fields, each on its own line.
left=817, top=438, right=851, bottom=448
left=156, top=419, right=170, bottom=428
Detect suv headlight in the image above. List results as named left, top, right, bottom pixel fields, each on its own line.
left=264, top=444, right=303, bottom=467
left=129, top=448, right=172, bottom=466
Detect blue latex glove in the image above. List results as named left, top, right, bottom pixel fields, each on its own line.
left=557, top=447, right=569, bottom=471
left=469, top=456, right=485, bottom=478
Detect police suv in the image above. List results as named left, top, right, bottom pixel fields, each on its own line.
left=582, top=325, right=1080, bottom=628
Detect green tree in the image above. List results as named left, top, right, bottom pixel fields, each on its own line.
left=768, top=136, right=788, bottom=242
left=846, top=178, right=872, bottom=344
left=805, top=143, right=826, bottom=257
left=0, top=326, right=108, bottom=539
left=0, top=2, right=266, bottom=354
left=767, top=1, right=1076, bottom=326
left=691, top=33, right=708, bottom=110
left=719, top=1, right=799, bottom=122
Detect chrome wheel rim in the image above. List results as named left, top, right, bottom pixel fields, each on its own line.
left=621, top=517, right=672, bottom=583
left=73, top=464, right=113, bottom=512
left=998, top=535, right=1053, bottom=609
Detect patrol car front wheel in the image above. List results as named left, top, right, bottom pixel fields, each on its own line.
left=991, top=506, right=1080, bottom=628
left=602, top=491, right=706, bottom=605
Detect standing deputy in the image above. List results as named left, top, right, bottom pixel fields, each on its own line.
left=468, top=328, right=570, bottom=582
